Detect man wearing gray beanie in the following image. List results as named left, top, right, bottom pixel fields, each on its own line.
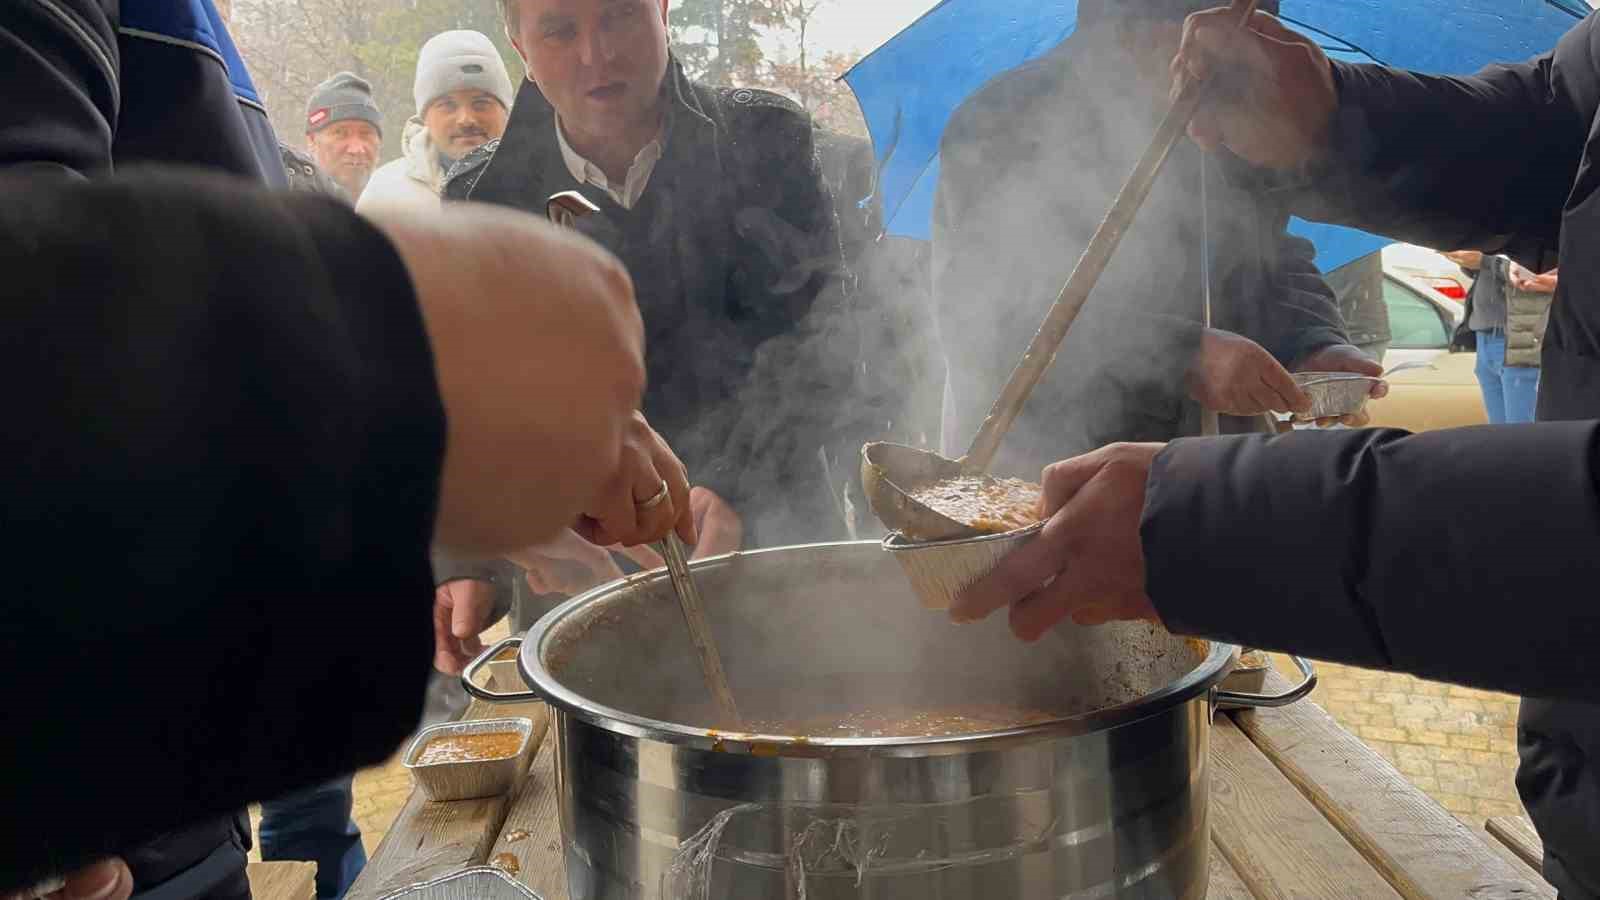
left=305, top=71, right=384, bottom=201
left=358, top=32, right=513, bottom=214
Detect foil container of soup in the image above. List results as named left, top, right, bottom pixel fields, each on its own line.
left=377, top=866, right=542, bottom=899
left=402, top=717, right=536, bottom=802
left=883, top=522, right=1044, bottom=609
left=1293, top=371, right=1379, bottom=420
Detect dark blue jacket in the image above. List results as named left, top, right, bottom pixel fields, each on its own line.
left=2, top=0, right=282, bottom=184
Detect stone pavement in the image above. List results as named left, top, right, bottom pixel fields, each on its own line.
left=1292, top=658, right=1526, bottom=822
left=253, top=656, right=1529, bottom=870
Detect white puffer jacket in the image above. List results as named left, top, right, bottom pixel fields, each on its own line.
left=356, top=117, right=446, bottom=215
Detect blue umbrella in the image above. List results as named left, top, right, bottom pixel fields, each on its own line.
left=843, top=0, right=1586, bottom=270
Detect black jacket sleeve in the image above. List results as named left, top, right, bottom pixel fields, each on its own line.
left=1258, top=230, right=1349, bottom=366
left=0, top=172, right=445, bottom=891
left=1141, top=425, right=1600, bottom=702
left=1274, top=17, right=1595, bottom=271
left=0, top=0, right=119, bottom=177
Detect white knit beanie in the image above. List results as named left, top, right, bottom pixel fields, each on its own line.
left=413, top=30, right=515, bottom=116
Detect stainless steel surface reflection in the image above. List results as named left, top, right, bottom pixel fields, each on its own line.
left=522, top=542, right=1229, bottom=899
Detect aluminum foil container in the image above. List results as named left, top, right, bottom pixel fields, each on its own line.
left=1220, top=647, right=1269, bottom=695
left=377, top=866, right=543, bottom=899
left=883, top=522, right=1045, bottom=609
left=1293, top=371, right=1379, bottom=420
left=402, top=717, right=536, bottom=802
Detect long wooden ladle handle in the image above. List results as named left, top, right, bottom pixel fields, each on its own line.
left=962, top=0, right=1263, bottom=472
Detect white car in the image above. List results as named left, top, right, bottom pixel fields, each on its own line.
left=1382, top=242, right=1472, bottom=313
left=1364, top=271, right=1487, bottom=431
left=1379, top=254, right=1465, bottom=370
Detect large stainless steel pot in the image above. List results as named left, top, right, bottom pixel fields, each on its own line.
left=464, top=542, right=1312, bottom=899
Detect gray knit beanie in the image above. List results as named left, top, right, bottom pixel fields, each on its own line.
left=413, top=31, right=515, bottom=116
left=306, top=71, right=384, bottom=136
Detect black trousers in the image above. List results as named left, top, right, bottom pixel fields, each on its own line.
left=126, top=813, right=252, bottom=900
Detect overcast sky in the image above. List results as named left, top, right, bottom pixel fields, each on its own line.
left=778, top=0, right=940, bottom=59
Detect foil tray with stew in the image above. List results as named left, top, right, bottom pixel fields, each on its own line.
left=465, top=541, right=1312, bottom=899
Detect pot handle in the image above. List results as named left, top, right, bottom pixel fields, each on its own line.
left=461, top=636, right=543, bottom=703
left=1214, top=655, right=1317, bottom=710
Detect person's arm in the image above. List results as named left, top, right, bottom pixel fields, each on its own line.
left=0, top=172, right=650, bottom=892
left=1144, top=425, right=1600, bottom=701
left=954, top=426, right=1600, bottom=703
left=1292, top=56, right=1582, bottom=266
left=0, top=0, right=120, bottom=176
left=1180, top=10, right=1592, bottom=271
left=0, top=172, right=443, bottom=890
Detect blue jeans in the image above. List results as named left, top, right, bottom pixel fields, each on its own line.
left=259, top=776, right=366, bottom=899
left=1474, top=329, right=1540, bottom=424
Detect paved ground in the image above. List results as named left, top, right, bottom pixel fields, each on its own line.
left=253, top=655, right=1529, bottom=870
left=1300, top=658, right=1525, bottom=821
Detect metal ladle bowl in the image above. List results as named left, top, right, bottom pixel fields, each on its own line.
left=860, top=441, right=983, bottom=541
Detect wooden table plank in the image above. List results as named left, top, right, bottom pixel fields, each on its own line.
left=1483, top=831, right=1551, bottom=894
left=1208, top=841, right=1257, bottom=900
left=489, top=728, right=568, bottom=899
left=1233, top=670, right=1552, bottom=900
left=345, top=701, right=547, bottom=900
left=246, top=861, right=317, bottom=900
left=1485, top=816, right=1545, bottom=874
left=1210, top=715, right=1401, bottom=899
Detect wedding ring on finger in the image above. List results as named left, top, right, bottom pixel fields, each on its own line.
left=635, top=479, right=670, bottom=511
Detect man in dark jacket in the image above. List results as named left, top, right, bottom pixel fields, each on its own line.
left=0, top=174, right=671, bottom=896
left=443, top=0, right=857, bottom=570
left=955, top=10, right=1600, bottom=898
left=934, top=0, right=1376, bottom=478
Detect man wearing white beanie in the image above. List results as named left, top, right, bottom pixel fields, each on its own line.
left=358, top=31, right=514, bottom=214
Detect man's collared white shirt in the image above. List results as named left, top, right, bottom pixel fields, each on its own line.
left=556, top=116, right=663, bottom=210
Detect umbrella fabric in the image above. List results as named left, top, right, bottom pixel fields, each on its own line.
left=844, top=0, right=1585, bottom=270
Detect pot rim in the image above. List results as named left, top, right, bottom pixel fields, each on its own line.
left=520, top=540, right=1238, bottom=758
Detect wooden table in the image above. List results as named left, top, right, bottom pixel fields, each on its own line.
left=348, top=670, right=1555, bottom=899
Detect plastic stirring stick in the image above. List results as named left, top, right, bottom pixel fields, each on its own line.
left=655, top=533, right=742, bottom=728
